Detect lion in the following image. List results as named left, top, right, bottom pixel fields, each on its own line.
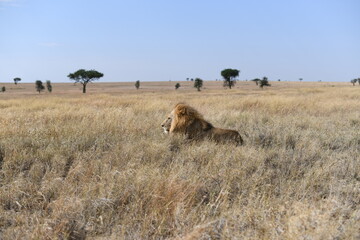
left=161, top=103, right=243, bottom=145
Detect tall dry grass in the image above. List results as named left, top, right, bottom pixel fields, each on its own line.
left=0, top=85, right=359, bottom=239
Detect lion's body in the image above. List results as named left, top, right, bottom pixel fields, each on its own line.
left=161, top=103, right=243, bottom=145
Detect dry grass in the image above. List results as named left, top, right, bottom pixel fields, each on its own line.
left=0, top=81, right=359, bottom=239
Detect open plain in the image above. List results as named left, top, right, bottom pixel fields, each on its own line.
left=0, top=81, right=359, bottom=239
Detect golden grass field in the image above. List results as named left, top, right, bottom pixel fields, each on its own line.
left=0, top=81, right=359, bottom=239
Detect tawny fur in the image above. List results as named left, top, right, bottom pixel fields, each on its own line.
left=161, top=103, right=243, bottom=145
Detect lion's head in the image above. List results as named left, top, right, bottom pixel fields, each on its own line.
left=161, top=103, right=212, bottom=137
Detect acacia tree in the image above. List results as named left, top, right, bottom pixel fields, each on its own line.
left=13, top=77, right=21, bottom=85
left=351, top=79, right=357, bottom=86
left=251, top=78, right=261, bottom=86
left=194, top=78, right=203, bottom=91
left=1, top=86, right=5, bottom=93
left=135, top=80, right=140, bottom=89
left=67, top=69, right=104, bottom=93
left=175, top=83, right=180, bottom=90
left=35, top=80, right=45, bottom=94
left=221, top=68, right=239, bottom=89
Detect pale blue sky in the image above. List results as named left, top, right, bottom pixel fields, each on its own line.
left=1, top=0, right=359, bottom=82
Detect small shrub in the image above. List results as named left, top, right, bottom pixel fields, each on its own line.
left=35, top=80, right=45, bottom=93
left=259, top=77, right=271, bottom=88
left=135, top=80, right=140, bottom=90
left=194, top=78, right=203, bottom=91
left=46, top=80, right=52, bottom=93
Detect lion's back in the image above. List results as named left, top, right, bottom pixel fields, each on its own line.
left=208, top=128, right=243, bottom=145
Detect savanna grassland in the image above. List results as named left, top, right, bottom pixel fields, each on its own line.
left=0, top=81, right=359, bottom=239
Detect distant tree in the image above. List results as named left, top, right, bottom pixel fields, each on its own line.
left=35, top=80, right=45, bottom=94
left=191, top=78, right=194, bottom=81
left=358, top=78, right=360, bottom=85
left=13, top=77, right=21, bottom=85
left=175, top=83, right=181, bottom=90
left=259, top=77, right=271, bottom=89
left=350, top=79, right=357, bottom=86
left=46, top=80, right=52, bottom=93
left=221, top=68, right=239, bottom=89
left=251, top=78, right=261, bottom=86
left=194, top=78, right=203, bottom=91
left=1, top=86, right=5, bottom=93
left=278, top=79, right=281, bottom=81
left=299, top=78, right=303, bottom=82
left=186, top=78, right=189, bottom=81
left=135, top=80, right=140, bottom=89
left=67, top=69, right=104, bottom=93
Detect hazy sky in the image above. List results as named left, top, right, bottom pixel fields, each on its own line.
left=1, top=0, right=359, bottom=82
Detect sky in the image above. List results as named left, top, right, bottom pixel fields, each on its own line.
left=0, top=0, right=359, bottom=83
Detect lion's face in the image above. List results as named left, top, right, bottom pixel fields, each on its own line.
left=161, top=112, right=173, bottom=134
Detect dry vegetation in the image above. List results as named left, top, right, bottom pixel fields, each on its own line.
left=0, top=81, right=359, bottom=239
